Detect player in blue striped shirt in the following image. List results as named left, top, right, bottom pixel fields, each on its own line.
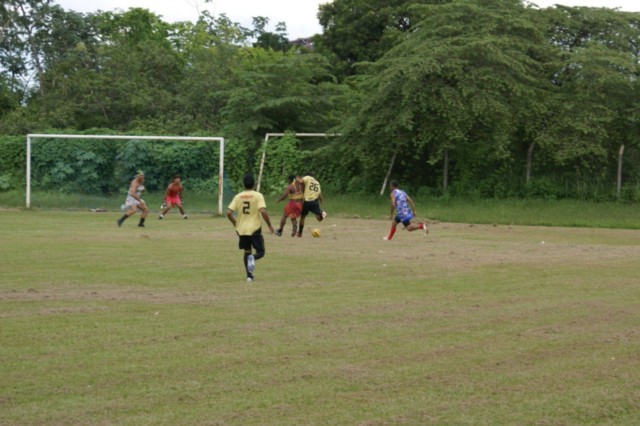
left=384, top=180, right=428, bottom=240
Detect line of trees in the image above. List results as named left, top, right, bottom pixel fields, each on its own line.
left=1, top=0, right=639, bottom=200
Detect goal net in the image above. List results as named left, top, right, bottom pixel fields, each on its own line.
left=25, top=134, right=227, bottom=215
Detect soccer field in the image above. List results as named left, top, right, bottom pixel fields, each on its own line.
left=1, top=210, right=639, bottom=425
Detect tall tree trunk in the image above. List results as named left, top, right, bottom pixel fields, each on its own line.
left=15, top=1, right=46, bottom=97
left=616, top=144, right=625, bottom=198
left=380, top=151, right=397, bottom=195
left=443, top=149, right=449, bottom=192
left=526, top=142, right=534, bottom=184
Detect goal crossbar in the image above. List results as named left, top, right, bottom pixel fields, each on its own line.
left=256, top=133, right=340, bottom=192
left=26, top=134, right=226, bottom=214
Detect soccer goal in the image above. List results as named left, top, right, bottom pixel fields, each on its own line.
left=25, top=134, right=226, bottom=214
left=256, top=132, right=340, bottom=192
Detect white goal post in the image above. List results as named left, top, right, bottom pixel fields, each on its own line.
left=256, top=132, right=340, bottom=192
left=26, top=134, right=225, bottom=214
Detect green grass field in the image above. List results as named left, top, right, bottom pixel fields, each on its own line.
left=1, top=207, right=640, bottom=425
left=3, top=188, right=640, bottom=229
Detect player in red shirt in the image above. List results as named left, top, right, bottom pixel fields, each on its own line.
left=159, top=175, right=188, bottom=220
left=274, top=174, right=303, bottom=237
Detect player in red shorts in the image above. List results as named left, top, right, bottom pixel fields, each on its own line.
left=274, top=174, right=303, bottom=237
left=159, top=175, right=188, bottom=220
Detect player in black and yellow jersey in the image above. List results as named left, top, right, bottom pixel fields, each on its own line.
left=296, top=173, right=327, bottom=237
left=226, top=174, right=274, bottom=282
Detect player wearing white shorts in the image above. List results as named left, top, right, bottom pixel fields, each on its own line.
left=117, top=171, right=149, bottom=227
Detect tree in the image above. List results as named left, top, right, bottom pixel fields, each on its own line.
left=536, top=7, right=640, bottom=197
left=169, top=12, right=250, bottom=133
left=340, top=0, right=552, bottom=193
left=222, top=49, right=346, bottom=138
left=251, top=17, right=290, bottom=52
left=0, top=0, right=58, bottom=98
left=220, top=48, right=350, bottom=192
left=315, top=0, right=445, bottom=77
left=36, top=8, right=185, bottom=130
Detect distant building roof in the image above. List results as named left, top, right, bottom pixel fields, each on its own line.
left=290, top=37, right=314, bottom=50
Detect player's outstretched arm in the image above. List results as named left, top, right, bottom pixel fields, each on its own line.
left=275, top=188, right=289, bottom=203
left=407, top=195, right=417, bottom=217
left=260, top=208, right=274, bottom=234
left=226, top=209, right=236, bottom=227
left=389, top=193, right=396, bottom=219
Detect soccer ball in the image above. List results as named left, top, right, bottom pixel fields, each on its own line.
left=312, top=228, right=321, bottom=238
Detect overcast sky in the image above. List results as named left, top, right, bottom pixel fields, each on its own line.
left=53, top=0, right=640, bottom=40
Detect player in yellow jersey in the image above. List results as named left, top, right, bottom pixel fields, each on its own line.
left=296, top=173, right=327, bottom=237
left=226, top=174, right=275, bottom=282
left=274, top=174, right=303, bottom=237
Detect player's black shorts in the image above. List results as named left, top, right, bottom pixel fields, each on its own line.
left=238, top=229, right=264, bottom=252
left=302, top=199, right=323, bottom=217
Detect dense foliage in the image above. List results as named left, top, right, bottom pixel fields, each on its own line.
left=1, top=0, right=639, bottom=200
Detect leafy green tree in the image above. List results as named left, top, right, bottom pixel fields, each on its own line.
left=222, top=49, right=347, bottom=138
left=0, top=1, right=94, bottom=132
left=169, top=12, right=249, bottom=133
left=0, top=77, right=20, bottom=118
left=251, top=17, right=290, bottom=52
left=0, top=0, right=59, bottom=99
left=37, top=8, right=185, bottom=130
left=220, top=47, right=350, bottom=192
left=536, top=7, right=640, bottom=197
left=341, top=0, right=552, bottom=193
left=315, top=0, right=446, bottom=77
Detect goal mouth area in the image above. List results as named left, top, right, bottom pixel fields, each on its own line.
left=256, top=132, right=340, bottom=192
left=25, top=134, right=225, bottom=215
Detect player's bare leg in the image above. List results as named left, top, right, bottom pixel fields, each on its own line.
left=138, top=204, right=149, bottom=227
left=159, top=204, right=171, bottom=219
left=406, top=223, right=420, bottom=231
left=275, top=213, right=287, bottom=236
left=177, top=204, right=187, bottom=219
left=117, top=206, right=137, bottom=226
left=406, top=222, right=428, bottom=234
